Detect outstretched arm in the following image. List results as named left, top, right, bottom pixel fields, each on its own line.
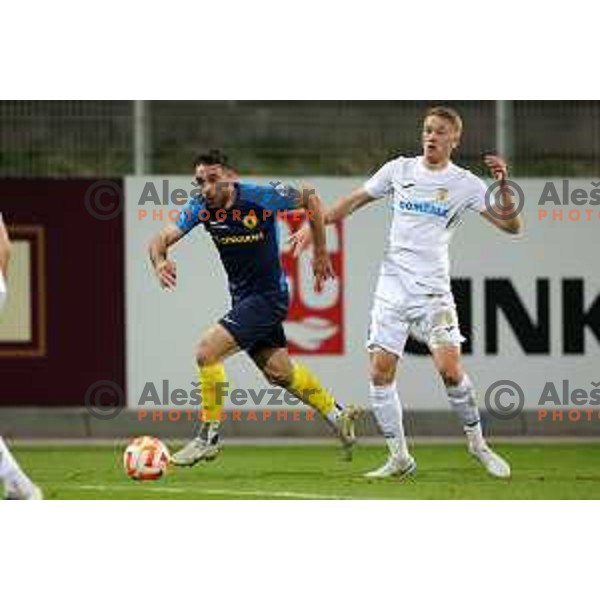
left=480, top=154, right=523, bottom=235
left=148, top=223, right=185, bottom=290
left=289, top=187, right=378, bottom=256
left=288, top=158, right=395, bottom=256
left=323, top=187, right=377, bottom=224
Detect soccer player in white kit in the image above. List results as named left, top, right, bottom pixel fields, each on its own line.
left=290, top=106, right=523, bottom=479
left=0, top=213, right=43, bottom=499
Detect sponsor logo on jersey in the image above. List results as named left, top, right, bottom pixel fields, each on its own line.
left=208, top=220, right=229, bottom=231
left=436, top=188, right=449, bottom=202
left=215, top=232, right=265, bottom=245
left=243, top=214, right=259, bottom=229
left=397, top=199, right=449, bottom=218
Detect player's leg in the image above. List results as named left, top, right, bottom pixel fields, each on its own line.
left=0, top=437, right=43, bottom=500
left=363, top=300, right=416, bottom=478
left=427, top=301, right=511, bottom=479
left=171, top=323, right=240, bottom=466
left=363, top=348, right=416, bottom=478
left=225, top=290, right=355, bottom=433
left=0, top=242, right=43, bottom=499
left=174, top=293, right=288, bottom=466
left=250, top=344, right=359, bottom=459
left=0, top=269, right=7, bottom=311
left=430, top=345, right=510, bottom=478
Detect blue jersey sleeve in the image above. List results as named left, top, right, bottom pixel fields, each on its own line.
left=242, top=183, right=301, bottom=212
left=174, top=196, right=206, bottom=234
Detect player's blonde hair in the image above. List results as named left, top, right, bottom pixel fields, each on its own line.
left=424, top=106, right=463, bottom=139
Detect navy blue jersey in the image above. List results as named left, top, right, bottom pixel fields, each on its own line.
left=174, top=182, right=300, bottom=301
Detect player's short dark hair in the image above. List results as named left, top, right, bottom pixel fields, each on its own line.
left=193, top=149, right=230, bottom=168
left=424, top=106, right=463, bottom=137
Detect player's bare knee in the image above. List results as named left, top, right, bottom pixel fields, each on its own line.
left=370, top=352, right=397, bottom=386
left=262, top=365, right=292, bottom=389
left=194, top=340, right=219, bottom=367
left=371, top=370, right=396, bottom=386
left=439, top=364, right=464, bottom=388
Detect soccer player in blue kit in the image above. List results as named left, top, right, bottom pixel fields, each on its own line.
left=148, top=150, right=358, bottom=465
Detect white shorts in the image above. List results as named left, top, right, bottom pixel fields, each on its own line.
left=366, top=292, right=465, bottom=357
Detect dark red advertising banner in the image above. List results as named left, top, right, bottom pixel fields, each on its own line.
left=0, top=179, right=125, bottom=406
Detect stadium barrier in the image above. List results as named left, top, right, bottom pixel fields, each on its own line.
left=1, top=176, right=599, bottom=437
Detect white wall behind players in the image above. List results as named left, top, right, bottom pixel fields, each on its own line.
left=125, top=176, right=599, bottom=410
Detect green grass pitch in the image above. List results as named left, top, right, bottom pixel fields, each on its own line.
left=7, top=442, right=600, bottom=499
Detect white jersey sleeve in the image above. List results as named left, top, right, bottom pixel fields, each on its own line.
left=464, top=174, right=489, bottom=213
left=363, top=158, right=402, bottom=199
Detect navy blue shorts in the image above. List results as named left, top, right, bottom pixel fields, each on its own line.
left=219, top=293, right=288, bottom=355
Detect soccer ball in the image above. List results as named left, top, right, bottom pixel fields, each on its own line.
left=123, top=436, right=170, bottom=480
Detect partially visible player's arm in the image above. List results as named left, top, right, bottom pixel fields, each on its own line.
left=297, top=184, right=335, bottom=291
left=323, top=159, right=394, bottom=224
left=323, top=187, right=378, bottom=224
left=480, top=194, right=523, bottom=234
left=288, top=188, right=379, bottom=256
left=0, top=214, right=11, bottom=272
left=148, top=223, right=185, bottom=290
left=288, top=159, right=394, bottom=256
left=0, top=213, right=11, bottom=310
left=480, top=154, right=523, bottom=235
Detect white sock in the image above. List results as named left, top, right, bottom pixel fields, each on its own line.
left=445, top=375, right=486, bottom=449
left=369, top=383, right=410, bottom=460
left=446, top=374, right=485, bottom=445
left=324, top=404, right=343, bottom=428
left=0, top=437, right=33, bottom=492
left=197, top=421, right=221, bottom=444
left=464, top=422, right=486, bottom=452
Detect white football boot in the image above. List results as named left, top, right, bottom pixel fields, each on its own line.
left=5, top=482, right=44, bottom=500
left=469, top=443, right=511, bottom=479
left=171, top=422, right=221, bottom=467
left=335, top=405, right=361, bottom=461
left=364, top=454, right=417, bottom=480
left=171, top=437, right=221, bottom=467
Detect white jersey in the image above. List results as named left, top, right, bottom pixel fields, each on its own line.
left=364, top=155, right=488, bottom=302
